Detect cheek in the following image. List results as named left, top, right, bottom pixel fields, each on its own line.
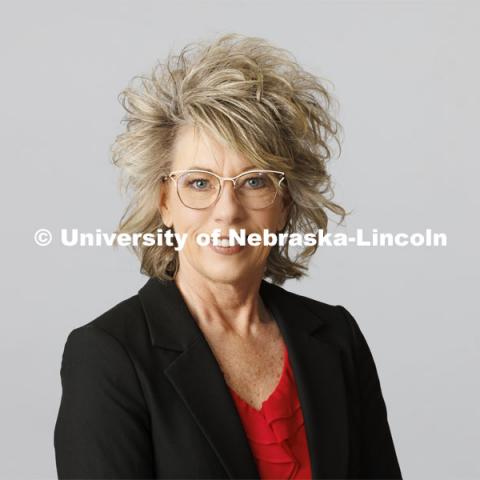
left=175, top=215, right=211, bottom=251
left=253, top=210, right=282, bottom=232
left=171, top=207, right=205, bottom=232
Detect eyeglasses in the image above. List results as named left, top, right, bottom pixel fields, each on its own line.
left=161, top=169, right=286, bottom=210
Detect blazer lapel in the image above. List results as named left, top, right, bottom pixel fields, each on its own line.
left=260, top=281, right=350, bottom=479
left=138, top=277, right=349, bottom=480
left=139, top=277, right=260, bottom=479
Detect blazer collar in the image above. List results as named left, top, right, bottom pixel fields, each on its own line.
left=138, top=277, right=349, bottom=479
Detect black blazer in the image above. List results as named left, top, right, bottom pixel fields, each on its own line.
left=54, top=277, right=402, bottom=479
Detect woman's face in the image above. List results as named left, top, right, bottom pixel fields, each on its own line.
left=159, top=125, right=289, bottom=286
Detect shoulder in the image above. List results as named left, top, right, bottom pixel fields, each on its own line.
left=85, top=294, right=145, bottom=338
left=286, top=286, right=344, bottom=316
left=265, top=281, right=370, bottom=361
left=267, top=281, right=356, bottom=333
left=271, top=284, right=380, bottom=377
left=63, top=292, right=148, bottom=360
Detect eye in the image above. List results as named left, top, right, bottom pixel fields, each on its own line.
left=241, top=174, right=267, bottom=189
left=187, top=178, right=211, bottom=190
left=247, top=177, right=265, bottom=188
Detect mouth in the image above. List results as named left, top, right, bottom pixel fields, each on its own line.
left=207, top=233, right=245, bottom=255
left=211, top=236, right=243, bottom=247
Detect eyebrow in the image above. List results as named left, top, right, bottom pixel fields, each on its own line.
left=185, top=165, right=258, bottom=174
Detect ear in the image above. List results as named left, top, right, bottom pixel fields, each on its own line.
left=158, top=182, right=173, bottom=228
left=277, top=194, right=292, bottom=232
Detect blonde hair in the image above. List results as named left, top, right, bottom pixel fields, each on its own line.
left=111, top=33, right=349, bottom=285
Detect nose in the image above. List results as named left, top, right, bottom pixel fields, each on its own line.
left=211, top=178, right=245, bottom=219
left=218, top=178, right=240, bottom=204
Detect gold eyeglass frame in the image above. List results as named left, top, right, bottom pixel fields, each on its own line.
left=161, top=169, right=286, bottom=210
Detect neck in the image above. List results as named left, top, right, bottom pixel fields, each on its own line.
left=173, top=265, right=271, bottom=339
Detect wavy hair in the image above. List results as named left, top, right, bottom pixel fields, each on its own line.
left=111, top=33, right=349, bottom=285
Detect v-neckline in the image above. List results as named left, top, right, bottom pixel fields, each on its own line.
left=228, top=343, right=289, bottom=413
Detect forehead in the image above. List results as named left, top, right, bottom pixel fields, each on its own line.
left=171, top=124, right=255, bottom=173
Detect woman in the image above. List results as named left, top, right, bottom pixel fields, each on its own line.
left=54, top=33, right=402, bottom=479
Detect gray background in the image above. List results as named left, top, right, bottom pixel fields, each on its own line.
left=1, top=0, right=479, bottom=478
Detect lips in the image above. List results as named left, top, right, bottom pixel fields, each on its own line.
left=211, top=235, right=242, bottom=247
left=208, top=239, right=245, bottom=255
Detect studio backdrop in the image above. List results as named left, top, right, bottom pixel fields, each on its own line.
left=1, top=1, right=479, bottom=479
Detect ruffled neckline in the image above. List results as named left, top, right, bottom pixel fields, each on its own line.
left=228, top=343, right=289, bottom=414
left=227, top=344, right=307, bottom=478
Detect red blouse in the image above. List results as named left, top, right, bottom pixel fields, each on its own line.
left=227, top=344, right=312, bottom=479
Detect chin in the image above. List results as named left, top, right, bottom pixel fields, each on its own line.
left=198, top=262, right=251, bottom=285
